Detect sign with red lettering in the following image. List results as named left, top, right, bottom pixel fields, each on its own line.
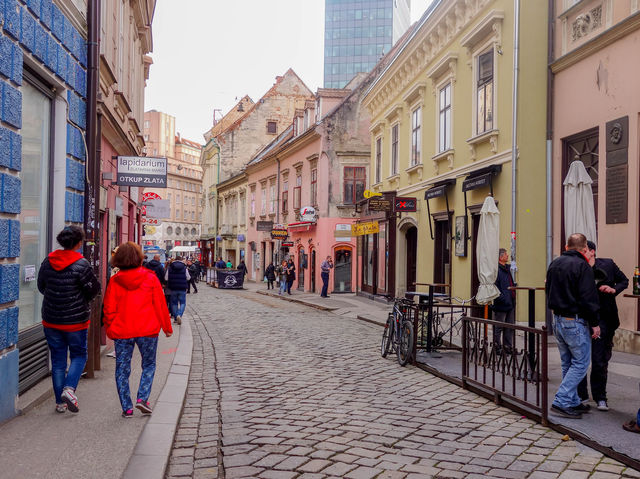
left=394, top=197, right=417, bottom=212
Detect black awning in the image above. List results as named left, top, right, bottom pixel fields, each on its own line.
left=462, top=164, right=502, bottom=192
left=425, top=178, right=456, bottom=199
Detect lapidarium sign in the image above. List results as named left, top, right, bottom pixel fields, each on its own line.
left=117, top=156, right=168, bottom=187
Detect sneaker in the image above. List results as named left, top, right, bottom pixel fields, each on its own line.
left=106, top=350, right=116, bottom=358
left=122, top=409, right=133, bottom=418
left=55, top=403, right=67, bottom=414
left=597, top=400, right=609, bottom=411
left=573, top=402, right=591, bottom=413
left=551, top=404, right=582, bottom=418
left=61, top=387, right=79, bottom=413
left=176, top=315, right=182, bottom=325
left=135, top=399, right=153, bottom=415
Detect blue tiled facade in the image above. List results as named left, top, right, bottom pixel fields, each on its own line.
left=0, top=0, right=88, bottom=423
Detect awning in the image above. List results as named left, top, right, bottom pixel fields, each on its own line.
left=462, top=164, right=502, bottom=193
left=287, top=221, right=316, bottom=232
left=424, top=179, right=456, bottom=240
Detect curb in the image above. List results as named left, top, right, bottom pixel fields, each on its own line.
left=122, top=317, right=193, bottom=479
left=356, top=314, right=386, bottom=327
left=255, top=289, right=338, bottom=312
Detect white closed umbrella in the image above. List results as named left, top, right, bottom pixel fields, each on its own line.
left=476, top=196, right=501, bottom=305
left=563, top=160, right=597, bottom=244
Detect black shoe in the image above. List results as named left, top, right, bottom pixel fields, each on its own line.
left=552, top=404, right=583, bottom=418
left=573, top=402, right=591, bottom=413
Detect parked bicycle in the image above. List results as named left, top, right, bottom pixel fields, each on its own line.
left=381, top=297, right=415, bottom=366
left=430, top=296, right=475, bottom=348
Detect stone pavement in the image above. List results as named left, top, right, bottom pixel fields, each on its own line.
left=166, top=286, right=640, bottom=479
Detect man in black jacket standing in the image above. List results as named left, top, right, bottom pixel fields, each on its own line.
left=145, top=254, right=165, bottom=284
left=493, top=248, right=516, bottom=352
left=577, top=241, right=628, bottom=411
left=546, top=233, right=601, bottom=418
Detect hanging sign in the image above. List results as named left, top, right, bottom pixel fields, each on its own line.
left=144, top=199, right=170, bottom=219
left=116, top=156, right=167, bottom=187
left=282, top=242, right=294, bottom=247
left=368, top=197, right=392, bottom=211
left=363, top=190, right=382, bottom=198
left=271, top=227, right=289, bottom=239
left=394, top=197, right=417, bottom=212
left=351, top=221, right=379, bottom=236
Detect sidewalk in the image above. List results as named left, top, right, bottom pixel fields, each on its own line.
left=0, top=319, right=191, bottom=479
left=242, top=280, right=640, bottom=469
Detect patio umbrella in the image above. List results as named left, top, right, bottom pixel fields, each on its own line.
left=563, top=160, right=597, bottom=244
left=476, top=196, right=501, bottom=305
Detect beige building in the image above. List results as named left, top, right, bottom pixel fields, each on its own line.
left=143, top=111, right=203, bottom=253
left=217, top=172, right=248, bottom=268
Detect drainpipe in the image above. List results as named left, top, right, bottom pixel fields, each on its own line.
left=510, top=0, right=521, bottom=281
left=276, top=158, right=281, bottom=263
left=546, top=0, right=555, bottom=266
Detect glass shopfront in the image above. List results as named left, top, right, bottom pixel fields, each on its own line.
left=361, top=220, right=390, bottom=297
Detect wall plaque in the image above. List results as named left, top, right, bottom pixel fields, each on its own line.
left=605, top=164, right=628, bottom=224
left=368, top=198, right=392, bottom=211
left=606, top=116, right=628, bottom=167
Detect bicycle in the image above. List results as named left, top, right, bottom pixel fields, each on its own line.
left=430, top=296, right=474, bottom=349
left=381, top=297, right=415, bottom=366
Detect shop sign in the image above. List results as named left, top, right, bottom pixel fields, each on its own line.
left=462, top=172, right=492, bottom=191
left=282, top=241, right=294, bottom=247
left=271, top=226, right=288, bottom=239
left=142, top=192, right=161, bottom=201
left=142, top=217, right=162, bottom=226
left=237, top=234, right=245, bottom=242
left=335, top=224, right=352, bottom=238
left=351, top=221, right=379, bottom=236
left=363, top=190, right=382, bottom=198
left=394, top=197, right=417, bottom=212
left=368, top=197, right=392, bottom=211
left=144, top=199, right=170, bottom=219
left=116, top=156, right=167, bottom=187
left=300, top=206, right=317, bottom=222
left=256, top=220, right=273, bottom=231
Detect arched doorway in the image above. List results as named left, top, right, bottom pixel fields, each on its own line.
left=310, top=249, right=317, bottom=293
left=297, top=247, right=306, bottom=291
left=405, top=226, right=418, bottom=292
left=333, top=246, right=352, bottom=293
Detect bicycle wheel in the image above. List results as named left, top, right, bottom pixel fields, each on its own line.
left=381, top=314, right=393, bottom=358
left=397, top=320, right=414, bottom=366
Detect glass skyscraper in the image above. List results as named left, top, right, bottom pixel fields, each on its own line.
left=324, top=0, right=411, bottom=89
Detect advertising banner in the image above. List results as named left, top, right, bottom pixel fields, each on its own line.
left=256, top=221, right=274, bottom=232
left=117, top=156, right=167, bottom=187
left=271, top=226, right=289, bottom=239
left=351, top=221, right=379, bottom=236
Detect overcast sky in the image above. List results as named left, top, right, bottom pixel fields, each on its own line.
left=144, top=0, right=434, bottom=143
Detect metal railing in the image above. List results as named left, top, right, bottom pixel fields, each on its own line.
left=462, top=316, right=548, bottom=425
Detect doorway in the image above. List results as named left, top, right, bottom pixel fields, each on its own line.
left=333, top=247, right=352, bottom=293
left=298, top=247, right=306, bottom=290
left=405, top=227, right=418, bottom=292
left=434, top=218, right=451, bottom=294
left=311, top=249, right=317, bottom=293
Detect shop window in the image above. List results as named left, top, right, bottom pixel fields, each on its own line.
left=476, top=50, right=494, bottom=135
left=343, top=167, right=366, bottom=205
left=411, top=106, right=421, bottom=166
left=439, top=83, right=452, bottom=152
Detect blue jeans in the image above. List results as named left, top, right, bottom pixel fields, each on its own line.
left=114, top=336, right=158, bottom=412
left=321, top=272, right=329, bottom=297
left=279, top=279, right=287, bottom=294
left=44, top=327, right=88, bottom=404
left=552, top=315, right=591, bottom=409
left=170, top=290, right=187, bottom=318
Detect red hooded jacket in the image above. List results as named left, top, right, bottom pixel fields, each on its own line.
left=103, top=267, right=172, bottom=339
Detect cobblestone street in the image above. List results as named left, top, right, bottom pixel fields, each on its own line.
left=166, top=287, right=640, bottom=479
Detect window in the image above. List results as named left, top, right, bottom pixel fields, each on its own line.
left=343, top=167, right=366, bottom=205
left=375, top=137, right=381, bottom=184
left=411, top=107, right=421, bottom=166
left=391, top=124, right=399, bottom=175
left=261, top=188, right=266, bottom=215
left=294, top=174, right=302, bottom=210
left=191, top=197, right=195, bottom=206
left=144, top=120, right=150, bottom=129
left=192, top=211, right=195, bottom=220
left=282, top=180, right=289, bottom=213
left=176, top=209, right=181, bottom=220
left=269, top=183, right=276, bottom=214
left=250, top=190, right=255, bottom=217
left=176, top=194, right=180, bottom=205
left=310, top=168, right=318, bottom=206
left=184, top=195, right=188, bottom=205
left=267, top=121, right=277, bottom=134
left=476, top=50, right=494, bottom=135
left=439, top=83, right=452, bottom=152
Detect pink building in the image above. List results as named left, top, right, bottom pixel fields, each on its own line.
left=551, top=0, right=640, bottom=352
left=245, top=75, right=374, bottom=293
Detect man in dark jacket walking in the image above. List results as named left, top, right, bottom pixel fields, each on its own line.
left=577, top=241, right=628, bottom=411
left=165, top=256, right=190, bottom=325
left=546, top=233, right=601, bottom=418
left=493, top=248, right=516, bottom=352
left=187, top=260, right=198, bottom=294
left=145, top=254, right=165, bottom=285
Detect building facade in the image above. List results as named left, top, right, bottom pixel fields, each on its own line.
left=361, top=0, right=548, bottom=320
left=551, top=0, right=640, bottom=352
left=143, top=111, right=203, bottom=253
left=217, top=172, right=247, bottom=268
left=0, top=0, right=93, bottom=422
left=199, top=137, right=220, bottom=267
left=324, top=0, right=411, bottom=88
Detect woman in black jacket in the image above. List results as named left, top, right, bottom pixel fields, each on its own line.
left=286, top=259, right=296, bottom=295
left=37, top=226, right=100, bottom=413
left=265, top=262, right=276, bottom=290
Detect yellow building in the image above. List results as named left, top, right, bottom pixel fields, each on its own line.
left=360, top=0, right=548, bottom=318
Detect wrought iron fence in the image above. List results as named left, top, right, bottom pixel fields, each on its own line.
left=462, top=316, right=548, bottom=424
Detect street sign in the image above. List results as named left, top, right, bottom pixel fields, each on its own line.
left=116, top=156, right=167, bottom=187
left=394, top=197, right=417, bottom=212
left=368, top=197, right=392, bottom=211
left=351, top=221, right=379, bottom=236
left=256, top=221, right=274, bottom=232
left=363, top=190, right=382, bottom=199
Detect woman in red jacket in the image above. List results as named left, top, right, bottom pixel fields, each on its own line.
left=103, top=242, right=172, bottom=417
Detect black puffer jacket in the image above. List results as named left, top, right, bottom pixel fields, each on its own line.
left=37, top=251, right=101, bottom=326
left=145, top=259, right=165, bottom=285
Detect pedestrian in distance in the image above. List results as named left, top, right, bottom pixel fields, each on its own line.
left=186, top=260, right=198, bottom=294
left=144, top=254, right=165, bottom=285
left=320, top=256, right=333, bottom=298
left=215, top=257, right=226, bottom=269
left=286, top=259, right=296, bottom=295
left=578, top=240, right=628, bottom=411
left=237, top=259, right=248, bottom=278
left=265, top=261, right=276, bottom=290
left=165, top=255, right=190, bottom=325
left=493, top=248, right=516, bottom=354
left=37, top=226, right=101, bottom=414
left=546, top=233, right=601, bottom=419
left=102, top=242, right=172, bottom=418
left=277, top=260, right=288, bottom=295
left=226, top=259, right=233, bottom=269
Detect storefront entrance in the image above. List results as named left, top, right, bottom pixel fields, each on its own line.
left=297, top=247, right=306, bottom=290
left=333, top=247, right=352, bottom=293
left=310, top=249, right=316, bottom=293
left=405, top=227, right=418, bottom=292
left=434, top=218, right=451, bottom=293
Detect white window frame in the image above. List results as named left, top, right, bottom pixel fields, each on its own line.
left=410, top=104, right=422, bottom=166
left=438, top=82, right=452, bottom=153
left=390, top=122, right=399, bottom=176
